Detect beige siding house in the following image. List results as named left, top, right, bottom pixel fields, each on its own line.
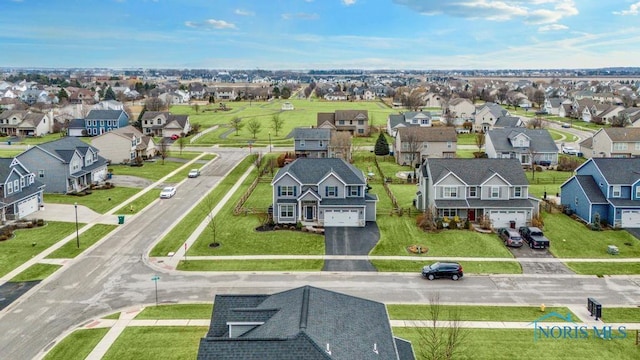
left=579, top=127, right=640, bottom=159
left=91, top=125, right=155, bottom=163
left=394, top=127, right=457, bottom=165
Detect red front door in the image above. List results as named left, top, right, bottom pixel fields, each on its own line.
left=467, top=209, right=475, bottom=221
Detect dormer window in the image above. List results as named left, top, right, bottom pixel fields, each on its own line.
left=612, top=186, right=621, bottom=198
left=227, top=322, right=264, bottom=338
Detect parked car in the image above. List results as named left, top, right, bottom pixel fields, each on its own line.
left=188, top=169, right=200, bottom=178
left=421, top=262, right=463, bottom=281
left=171, top=134, right=180, bottom=140
left=160, top=186, right=177, bottom=199
left=535, top=109, right=548, bottom=115
left=497, top=228, right=523, bottom=247
left=562, top=146, right=578, bottom=155
left=561, top=123, right=571, bottom=128
left=518, top=226, right=550, bottom=249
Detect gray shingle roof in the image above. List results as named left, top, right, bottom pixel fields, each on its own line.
left=198, top=286, right=411, bottom=360
left=487, top=128, right=558, bottom=153
left=290, top=127, right=331, bottom=140
left=427, top=158, right=528, bottom=186
left=85, top=109, right=125, bottom=120
left=590, top=158, right=640, bottom=185
left=494, top=116, right=521, bottom=128
left=28, top=137, right=102, bottom=163
left=274, top=158, right=365, bottom=185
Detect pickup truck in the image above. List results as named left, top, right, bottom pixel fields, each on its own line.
left=518, top=226, right=550, bottom=249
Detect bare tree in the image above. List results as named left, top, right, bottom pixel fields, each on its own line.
left=443, top=110, right=456, bottom=127
left=475, top=132, right=485, bottom=155
left=229, top=117, right=244, bottom=136
left=398, top=128, right=422, bottom=179
left=532, top=90, right=546, bottom=108
left=177, top=136, right=186, bottom=155
left=201, top=194, right=220, bottom=248
left=271, top=114, right=284, bottom=136
left=401, top=91, right=425, bottom=111
left=527, top=117, right=545, bottom=129
left=158, top=139, right=170, bottom=165
left=247, top=118, right=262, bottom=139
left=610, top=112, right=630, bottom=127
left=328, top=130, right=352, bottom=162
left=416, top=293, right=467, bottom=360
left=145, top=97, right=165, bottom=111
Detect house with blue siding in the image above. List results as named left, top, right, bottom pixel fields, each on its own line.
left=84, top=109, right=129, bottom=136
left=271, top=158, right=377, bottom=227
left=16, top=137, right=108, bottom=194
left=0, top=158, right=45, bottom=221
left=290, top=127, right=331, bottom=159
left=560, top=158, right=640, bottom=228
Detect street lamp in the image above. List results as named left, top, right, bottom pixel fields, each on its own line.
left=74, top=202, right=79, bottom=249
left=268, top=132, right=272, bottom=153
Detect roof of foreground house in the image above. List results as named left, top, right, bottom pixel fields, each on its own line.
left=273, top=158, right=365, bottom=185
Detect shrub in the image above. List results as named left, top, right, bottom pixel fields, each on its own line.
left=436, top=219, right=444, bottom=229
left=448, top=217, right=458, bottom=229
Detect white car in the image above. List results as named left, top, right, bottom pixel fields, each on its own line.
left=188, top=169, right=200, bottom=178
left=562, top=146, right=578, bottom=155
left=160, top=186, right=177, bottom=199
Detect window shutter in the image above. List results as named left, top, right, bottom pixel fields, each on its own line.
left=294, top=187, right=297, bottom=196
left=278, top=186, right=281, bottom=196
left=325, top=187, right=328, bottom=197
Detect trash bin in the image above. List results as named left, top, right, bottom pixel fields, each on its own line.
left=118, top=215, right=125, bottom=224
left=107, top=173, right=112, bottom=179
left=7, top=141, right=11, bottom=145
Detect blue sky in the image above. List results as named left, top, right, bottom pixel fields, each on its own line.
left=2, top=0, right=640, bottom=70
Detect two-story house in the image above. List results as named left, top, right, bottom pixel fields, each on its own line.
left=386, top=111, right=433, bottom=138
left=394, top=127, right=457, bottom=166
left=290, top=128, right=330, bottom=158
left=447, top=98, right=475, bottom=122
left=317, top=110, right=369, bottom=137
left=485, top=128, right=559, bottom=166
left=91, top=125, right=156, bottom=163
left=579, top=128, right=640, bottom=159
left=0, top=157, right=45, bottom=221
left=271, top=158, right=377, bottom=227
left=473, top=102, right=509, bottom=132
left=140, top=111, right=191, bottom=138
left=560, top=158, right=640, bottom=228
left=0, top=110, right=51, bottom=137
left=416, top=158, right=540, bottom=228
left=84, top=109, right=129, bottom=136
left=16, top=137, right=108, bottom=194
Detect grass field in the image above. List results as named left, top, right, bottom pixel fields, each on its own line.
left=46, top=224, right=117, bottom=258
left=135, top=304, right=213, bottom=320
left=566, top=262, right=640, bottom=276
left=525, top=169, right=573, bottom=198
left=178, top=259, right=324, bottom=271
left=102, top=327, right=207, bottom=360
left=371, top=260, right=521, bottom=274
left=43, top=328, right=109, bottom=360
left=44, top=187, right=141, bottom=214
left=10, top=263, right=61, bottom=282
left=387, top=305, right=575, bottom=322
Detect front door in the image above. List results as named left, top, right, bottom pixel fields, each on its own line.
left=306, top=206, right=314, bottom=220
left=467, top=209, right=475, bottom=221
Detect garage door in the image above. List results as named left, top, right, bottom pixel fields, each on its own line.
left=324, top=209, right=359, bottom=227
left=621, top=210, right=640, bottom=228
left=488, top=210, right=526, bottom=229
left=18, top=196, right=38, bottom=218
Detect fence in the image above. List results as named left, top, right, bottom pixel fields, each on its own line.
left=233, top=160, right=272, bottom=215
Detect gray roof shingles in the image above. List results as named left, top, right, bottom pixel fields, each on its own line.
left=427, top=158, right=528, bottom=186
left=275, top=158, right=365, bottom=185
left=591, top=158, right=640, bottom=185
left=487, top=128, right=558, bottom=153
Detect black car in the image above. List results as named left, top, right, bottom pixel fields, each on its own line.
left=421, top=262, right=463, bottom=281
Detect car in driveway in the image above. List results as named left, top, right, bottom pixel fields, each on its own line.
left=188, top=169, right=200, bottom=178
left=497, top=228, right=524, bottom=247
left=562, top=146, right=578, bottom=155
left=160, top=186, right=177, bottom=199
left=518, top=226, right=550, bottom=249
left=170, top=134, right=180, bottom=140
left=421, top=262, right=463, bottom=281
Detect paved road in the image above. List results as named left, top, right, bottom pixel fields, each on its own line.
left=1, top=148, right=640, bottom=360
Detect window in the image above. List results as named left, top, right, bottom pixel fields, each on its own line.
left=636, top=187, right=640, bottom=199
left=468, top=186, right=477, bottom=197
left=280, top=186, right=295, bottom=196
left=100, top=120, right=104, bottom=126
left=156, top=119, right=161, bottom=125
left=447, top=141, right=452, bottom=148
left=7, top=181, right=13, bottom=194
left=636, top=143, right=640, bottom=151
left=612, top=186, right=621, bottom=197
left=280, top=205, right=294, bottom=218
left=38, top=170, right=44, bottom=178
left=300, top=140, right=305, bottom=148
left=514, top=186, right=522, bottom=197
left=443, top=186, right=458, bottom=198
left=422, top=142, right=428, bottom=149
left=442, top=209, right=456, bottom=217
left=13, top=179, right=19, bottom=191
left=421, top=119, right=429, bottom=125
left=358, top=120, right=364, bottom=125
left=20, top=177, right=25, bottom=188
left=491, top=186, right=500, bottom=198
left=613, top=142, right=627, bottom=151
left=326, top=186, right=338, bottom=197
left=339, top=120, right=345, bottom=125
left=358, top=129, right=364, bottom=134
left=349, top=186, right=360, bottom=197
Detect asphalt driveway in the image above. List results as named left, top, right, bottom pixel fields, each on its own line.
left=508, top=244, right=573, bottom=275
left=627, top=228, right=640, bottom=240
left=322, top=222, right=380, bottom=272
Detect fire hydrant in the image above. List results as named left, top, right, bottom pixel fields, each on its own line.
left=540, top=304, right=546, bottom=312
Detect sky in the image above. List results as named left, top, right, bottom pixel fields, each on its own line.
left=2, top=0, right=640, bottom=70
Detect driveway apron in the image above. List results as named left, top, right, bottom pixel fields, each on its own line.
left=322, top=222, right=379, bottom=272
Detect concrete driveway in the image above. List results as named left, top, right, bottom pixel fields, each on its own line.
left=322, top=222, right=380, bottom=272
left=25, top=203, right=120, bottom=225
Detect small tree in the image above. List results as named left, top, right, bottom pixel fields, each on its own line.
left=271, top=114, right=284, bottom=136
left=158, top=139, right=170, bottom=165
left=229, top=117, right=244, bottom=136
left=247, top=118, right=262, bottom=139
left=104, top=87, right=117, bottom=101
left=417, top=293, right=467, bottom=360
left=374, top=132, right=390, bottom=156
left=177, top=136, right=186, bottom=155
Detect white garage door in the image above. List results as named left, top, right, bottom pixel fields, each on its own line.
left=489, top=210, right=526, bottom=229
left=621, top=210, right=640, bottom=228
left=324, top=209, right=359, bottom=227
left=18, top=196, right=39, bottom=218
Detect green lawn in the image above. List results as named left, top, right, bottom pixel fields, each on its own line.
left=241, top=182, right=273, bottom=210
left=600, top=307, right=640, bottom=323
left=10, top=263, right=61, bottom=282
left=372, top=215, right=514, bottom=258
left=108, top=160, right=186, bottom=181
left=525, top=169, right=573, bottom=198
left=548, top=129, right=578, bottom=142
left=388, top=184, right=419, bottom=209
left=0, top=221, right=79, bottom=277
left=393, top=328, right=637, bottom=360
left=456, top=149, right=477, bottom=158
left=566, top=262, right=640, bottom=276
left=372, top=260, right=521, bottom=274
left=387, top=305, right=574, bottom=322
left=44, top=187, right=141, bottom=214
left=102, top=327, right=207, bottom=360
left=178, top=259, right=324, bottom=271
left=543, top=213, right=640, bottom=258
left=47, top=224, right=117, bottom=258
left=114, top=189, right=161, bottom=215
left=43, top=328, right=109, bottom=360
left=0, top=149, right=24, bottom=157
left=135, top=304, right=213, bottom=320
left=456, top=133, right=477, bottom=145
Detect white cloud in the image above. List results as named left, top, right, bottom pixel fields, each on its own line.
left=613, top=1, right=640, bottom=16
left=393, top=0, right=578, bottom=24
left=235, top=9, right=255, bottom=16
left=342, top=0, right=356, bottom=5
left=538, top=23, right=568, bottom=32
left=185, top=19, right=237, bottom=29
